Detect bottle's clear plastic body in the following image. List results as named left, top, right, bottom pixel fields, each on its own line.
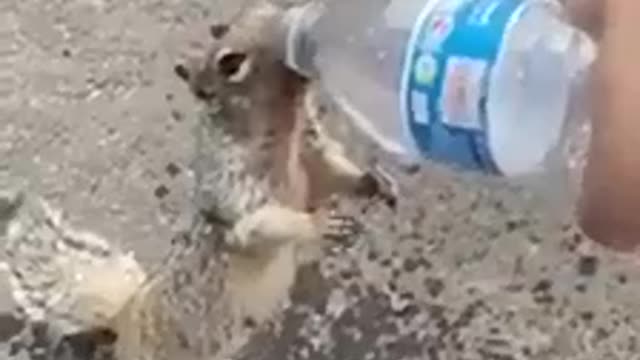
left=282, top=0, right=597, bottom=207
left=285, top=0, right=425, bottom=158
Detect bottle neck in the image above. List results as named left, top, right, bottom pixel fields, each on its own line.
left=280, top=2, right=325, bottom=79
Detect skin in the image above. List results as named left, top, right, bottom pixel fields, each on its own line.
left=564, top=0, right=603, bottom=40
left=565, top=0, right=640, bottom=251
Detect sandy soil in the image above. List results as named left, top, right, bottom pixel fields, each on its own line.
left=6, top=1, right=640, bottom=360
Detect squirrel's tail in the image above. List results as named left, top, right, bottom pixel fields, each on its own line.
left=0, top=188, right=146, bottom=337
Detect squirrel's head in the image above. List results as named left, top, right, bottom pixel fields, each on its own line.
left=174, top=1, right=308, bottom=124
left=174, top=24, right=254, bottom=105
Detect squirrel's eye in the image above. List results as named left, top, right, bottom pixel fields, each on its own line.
left=215, top=48, right=252, bottom=83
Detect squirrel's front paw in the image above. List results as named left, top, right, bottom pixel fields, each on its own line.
left=354, top=164, right=398, bottom=209
left=319, top=212, right=362, bottom=243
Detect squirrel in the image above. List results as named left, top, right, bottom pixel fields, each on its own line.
left=1, top=188, right=146, bottom=358
left=1, top=1, right=395, bottom=359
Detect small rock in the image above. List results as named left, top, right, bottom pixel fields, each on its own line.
left=532, top=279, right=552, bottom=293
left=165, top=163, right=181, bottom=178
left=577, top=256, right=599, bottom=277
left=0, top=313, right=24, bottom=342
left=154, top=185, right=170, bottom=199
left=171, top=110, right=183, bottom=122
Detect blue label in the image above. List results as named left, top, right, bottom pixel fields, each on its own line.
left=400, top=0, right=529, bottom=174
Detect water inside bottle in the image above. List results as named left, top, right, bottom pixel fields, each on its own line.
left=488, top=2, right=596, bottom=212
left=487, top=4, right=573, bottom=176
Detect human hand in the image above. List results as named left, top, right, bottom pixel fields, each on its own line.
left=578, top=0, right=640, bottom=251
left=563, top=0, right=603, bottom=39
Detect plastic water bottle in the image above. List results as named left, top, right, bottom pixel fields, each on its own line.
left=280, top=0, right=597, bottom=204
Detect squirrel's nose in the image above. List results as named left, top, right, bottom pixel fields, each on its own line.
left=195, top=88, right=217, bottom=101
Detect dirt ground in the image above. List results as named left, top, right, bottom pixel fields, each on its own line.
left=6, top=1, right=640, bottom=360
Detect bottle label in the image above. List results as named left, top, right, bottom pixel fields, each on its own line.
left=400, top=0, right=531, bottom=174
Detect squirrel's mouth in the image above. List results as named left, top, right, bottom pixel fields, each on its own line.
left=194, top=88, right=217, bottom=101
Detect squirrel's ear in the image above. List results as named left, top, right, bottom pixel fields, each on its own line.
left=209, top=23, right=230, bottom=39
left=174, top=63, right=191, bottom=82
